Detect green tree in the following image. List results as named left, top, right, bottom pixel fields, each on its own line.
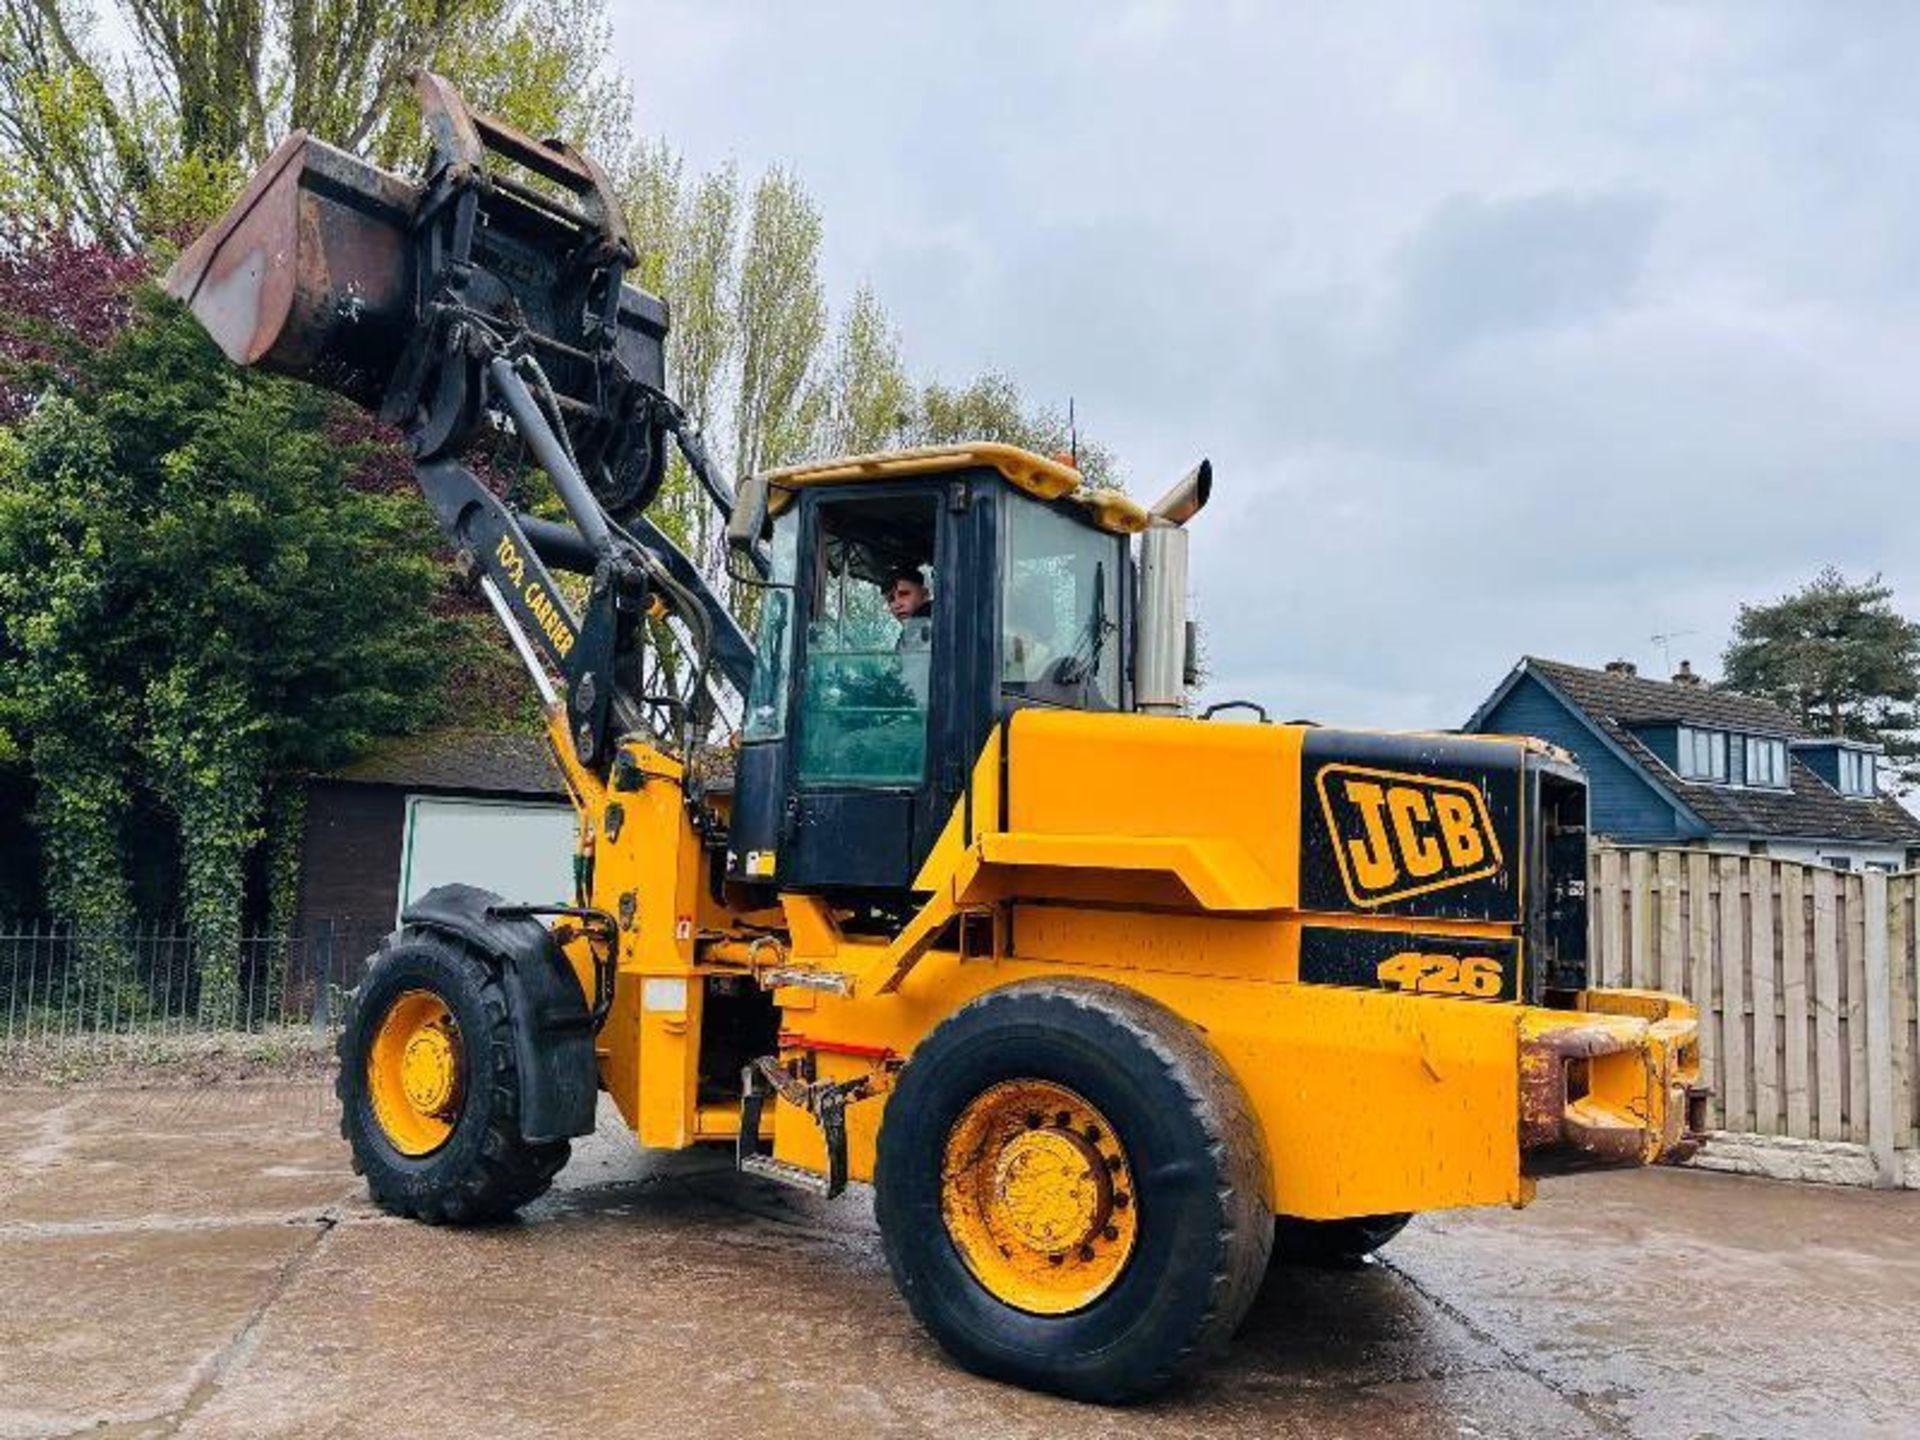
left=615, top=143, right=739, bottom=573
left=733, top=166, right=826, bottom=479
left=1722, top=568, right=1920, bottom=791
left=670, top=166, right=744, bottom=439
left=0, top=0, right=627, bottom=247
left=364, top=0, right=630, bottom=170
left=0, top=292, right=446, bottom=1008
left=0, top=402, right=139, bottom=997
left=824, top=285, right=910, bottom=456
left=908, top=370, right=1118, bottom=487
left=0, top=1, right=159, bottom=246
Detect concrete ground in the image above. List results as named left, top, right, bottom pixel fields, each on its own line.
left=1, top=1084, right=1915, bottom=1440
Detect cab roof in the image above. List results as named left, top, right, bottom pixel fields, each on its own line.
left=760, top=443, right=1149, bottom=536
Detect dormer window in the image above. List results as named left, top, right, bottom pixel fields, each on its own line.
left=1670, top=727, right=1790, bottom=788
left=1746, top=737, right=1788, bottom=789
left=1838, top=748, right=1879, bottom=797
left=1676, top=726, right=1727, bottom=782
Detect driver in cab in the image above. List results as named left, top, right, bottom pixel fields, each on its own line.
left=886, top=566, right=933, bottom=650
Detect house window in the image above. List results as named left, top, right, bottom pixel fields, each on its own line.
left=1837, top=748, right=1879, bottom=797
left=1676, top=726, right=1727, bottom=782
left=1746, top=737, right=1788, bottom=789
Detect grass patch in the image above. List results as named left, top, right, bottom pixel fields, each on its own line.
left=0, top=1025, right=338, bottom=1087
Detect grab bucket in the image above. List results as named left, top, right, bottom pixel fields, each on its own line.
left=163, top=131, right=419, bottom=407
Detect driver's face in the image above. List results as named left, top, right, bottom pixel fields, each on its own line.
left=886, top=578, right=928, bottom=620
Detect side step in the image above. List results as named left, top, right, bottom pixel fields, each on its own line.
left=737, top=1152, right=836, bottom=1196
left=735, top=1057, right=857, bottom=1199
left=757, top=968, right=855, bottom=997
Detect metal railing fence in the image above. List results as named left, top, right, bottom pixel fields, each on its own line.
left=0, top=918, right=393, bottom=1057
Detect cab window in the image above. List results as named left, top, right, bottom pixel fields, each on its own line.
left=1001, top=489, right=1122, bottom=709
left=797, top=494, right=938, bottom=785
left=742, top=509, right=798, bottom=742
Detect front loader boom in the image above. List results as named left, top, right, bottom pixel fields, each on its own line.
left=166, top=73, right=1705, bottom=1406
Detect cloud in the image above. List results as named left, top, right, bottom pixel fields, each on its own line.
left=1386, top=190, right=1660, bottom=358
left=612, top=1, right=1920, bottom=730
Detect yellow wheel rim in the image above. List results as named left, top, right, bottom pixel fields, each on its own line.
left=940, top=1080, right=1138, bottom=1315
left=367, top=989, right=464, bottom=1157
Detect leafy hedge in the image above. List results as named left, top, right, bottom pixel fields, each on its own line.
left=0, top=239, right=513, bottom=1011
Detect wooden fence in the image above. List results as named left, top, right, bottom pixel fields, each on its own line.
left=1589, top=846, right=1918, bottom=1186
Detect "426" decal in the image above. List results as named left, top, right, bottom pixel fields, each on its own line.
left=1376, top=951, right=1505, bottom=998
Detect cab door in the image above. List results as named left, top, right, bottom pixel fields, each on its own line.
left=780, top=483, right=955, bottom=891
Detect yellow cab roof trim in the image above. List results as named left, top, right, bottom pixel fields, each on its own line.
left=759, top=443, right=1149, bottom=536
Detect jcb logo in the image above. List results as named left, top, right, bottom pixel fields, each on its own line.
left=1315, top=764, right=1502, bottom=907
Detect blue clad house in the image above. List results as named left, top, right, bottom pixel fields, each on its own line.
left=1466, top=657, right=1920, bottom=871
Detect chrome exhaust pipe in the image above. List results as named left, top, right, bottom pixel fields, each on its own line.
left=1136, top=460, right=1211, bottom=715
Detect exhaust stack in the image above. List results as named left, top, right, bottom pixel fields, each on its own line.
left=1136, top=459, right=1211, bottom=715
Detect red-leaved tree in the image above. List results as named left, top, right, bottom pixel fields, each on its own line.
left=0, top=233, right=149, bottom=422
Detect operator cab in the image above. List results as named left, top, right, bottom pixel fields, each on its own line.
left=726, top=447, right=1145, bottom=899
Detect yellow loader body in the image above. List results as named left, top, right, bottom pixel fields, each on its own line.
left=551, top=705, right=1702, bottom=1221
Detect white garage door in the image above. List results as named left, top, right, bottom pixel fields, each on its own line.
left=397, top=796, right=580, bottom=922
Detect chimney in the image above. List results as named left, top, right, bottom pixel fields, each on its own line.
left=1603, top=659, right=1638, bottom=677
left=1672, top=659, right=1701, bottom=688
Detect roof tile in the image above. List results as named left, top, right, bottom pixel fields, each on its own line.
left=1527, top=657, right=1799, bottom=736
left=326, top=729, right=565, bottom=798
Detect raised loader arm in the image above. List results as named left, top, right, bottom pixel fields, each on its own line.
left=165, top=72, right=752, bottom=773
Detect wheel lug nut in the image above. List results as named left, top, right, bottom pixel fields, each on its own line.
left=1113, top=1192, right=1131, bottom=1209
left=1048, top=1253, right=1064, bottom=1266
left=1024, top=1112, right=1042, bottom=1129
left=1084, top=1125, right=1102, bottom=1143
left=1103, top=1225, right=1120, bottom=1241
left=1078, top=1245, right=1095, bottom=1261
left=1055, top=1110, right=1071, bottom=1127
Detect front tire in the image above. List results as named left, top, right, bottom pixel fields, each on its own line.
left=874, top=979, right=1272, bottom=1403
left=336, top=928, right=570, bottom=1223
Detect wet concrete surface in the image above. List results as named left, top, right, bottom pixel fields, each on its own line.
left=0, top=1083, right=1913, bottom=1439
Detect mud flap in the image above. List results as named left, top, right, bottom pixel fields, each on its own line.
left=400, top=883, right=598, bottom=1142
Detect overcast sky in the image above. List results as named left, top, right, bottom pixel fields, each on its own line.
left=613, top=1, right=1919, bottom=730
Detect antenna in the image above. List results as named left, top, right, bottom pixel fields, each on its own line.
left=1650, top=629, right=1695, bottom=673
left=1068, top=396, right=1078, bottom=469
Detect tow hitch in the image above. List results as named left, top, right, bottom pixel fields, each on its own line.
left=1519, top=990, right=1706, bottom=1174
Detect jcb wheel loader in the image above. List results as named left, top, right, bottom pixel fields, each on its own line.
left=166, top=75, right=1705, bottom=1403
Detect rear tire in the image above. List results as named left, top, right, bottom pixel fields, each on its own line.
left=336, top=928, right=570, bottom=1223
left=874, top=979, right=1271, bottom=1403
left=1273, top=1213, right=1411, bottom=1266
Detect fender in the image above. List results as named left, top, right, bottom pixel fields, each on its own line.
left=401, top=883, right=598, bottom=1142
